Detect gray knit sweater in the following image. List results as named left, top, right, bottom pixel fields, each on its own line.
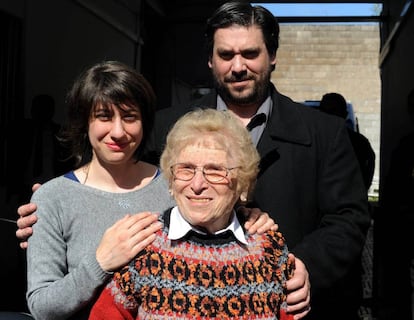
left=26, top=173, right=174, bottom=320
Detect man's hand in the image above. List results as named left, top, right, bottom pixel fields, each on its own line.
left=239, top=207, right=278, bottom=234
left=16, top=183, right=41, bottom=249
left=286, top=254, right=311, bottom=319
left=96, top=212, right=163, bottom=272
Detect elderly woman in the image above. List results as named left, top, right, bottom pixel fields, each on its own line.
left=89, top=109, right=294, bottom=320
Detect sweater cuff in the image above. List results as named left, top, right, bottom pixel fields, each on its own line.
left=87, top=255, right=112, bottom=283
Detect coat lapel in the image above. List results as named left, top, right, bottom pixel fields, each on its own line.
left=257, top=85, right=312, bottom=176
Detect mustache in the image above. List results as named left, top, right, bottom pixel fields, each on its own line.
left=224, top=74, right=255, bottom=82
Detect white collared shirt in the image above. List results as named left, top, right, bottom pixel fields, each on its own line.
left=168, top=206, right=248, bottom=245
left=216, top=95, right=273, bottom=146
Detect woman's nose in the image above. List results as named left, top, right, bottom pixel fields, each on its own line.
left=110, top=118, right=126, bottom=138
left=190, top=169, right=208, bottom=192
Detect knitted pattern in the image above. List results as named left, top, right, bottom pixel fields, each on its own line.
left=90, top=211, right=294, bottom=320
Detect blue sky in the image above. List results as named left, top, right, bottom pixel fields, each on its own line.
left=253, top=3, right=382, bottom=17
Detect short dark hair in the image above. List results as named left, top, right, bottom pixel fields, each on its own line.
left=205, top=2, right=280, bottom=62
left=319, top=92, right=348, bottom=119
left=62, top=60, right=156, bottom=167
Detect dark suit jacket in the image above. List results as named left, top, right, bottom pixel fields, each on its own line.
left=146, top=85, right=370, bottom=319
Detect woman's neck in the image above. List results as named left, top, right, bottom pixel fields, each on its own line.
left=75, top=160, right=158, bottom=193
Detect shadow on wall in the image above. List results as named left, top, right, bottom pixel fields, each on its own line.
left=0, top=219, right=28, bottom=313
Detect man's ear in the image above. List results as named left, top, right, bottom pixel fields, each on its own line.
left=208, top=59, right=213, bottom=69
left=270, top=54, right=277, bottom=69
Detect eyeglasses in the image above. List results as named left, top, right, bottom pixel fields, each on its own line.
left=170, top=163, right=239, bottom=184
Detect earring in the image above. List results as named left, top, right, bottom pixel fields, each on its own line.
left=240, top=192, right=248, bottom=203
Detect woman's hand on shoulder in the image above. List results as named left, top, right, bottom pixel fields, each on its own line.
left=96, top=211, right=163, bottom=272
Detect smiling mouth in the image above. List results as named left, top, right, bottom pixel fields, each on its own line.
left=228, top=78, right=253, bottom=88
left=106, top=143, right=128, bottom=150
left=187, top=197, right=211, bottom=202
left=226, top=74, right=254, bottom=82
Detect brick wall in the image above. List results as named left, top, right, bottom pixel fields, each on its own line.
left=273, top=24, right=381, bottom=195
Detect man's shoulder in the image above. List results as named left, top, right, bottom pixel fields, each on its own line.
left=272, top=90, right=344, bottom=133
left=273, top=90, right=330, bottom=121
left=264, top=89, right=347, bottom=147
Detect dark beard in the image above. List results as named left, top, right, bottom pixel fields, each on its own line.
left=213, top=73, right=271, bottom=107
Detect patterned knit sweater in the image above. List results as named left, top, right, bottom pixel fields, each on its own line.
left=89, top=209, right=294, bottom=320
